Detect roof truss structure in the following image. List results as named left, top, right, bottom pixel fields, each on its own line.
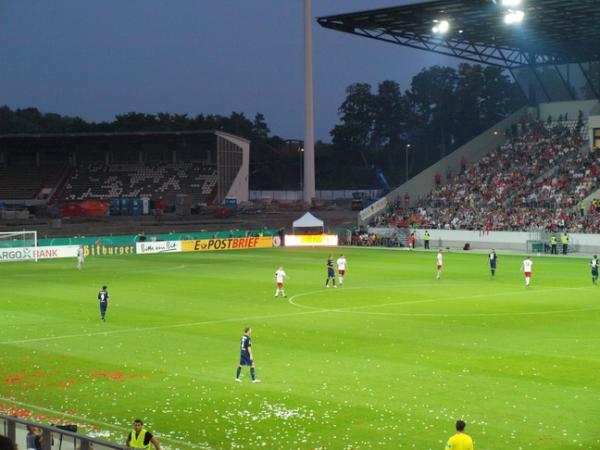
left=317, top=0, right=600, bottom=70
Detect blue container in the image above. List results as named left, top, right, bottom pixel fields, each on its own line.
left=110, top=199, right=120, bottom=216
left=130, top=206, right=142, bottom=216
left=120, top=198, right=130, bottom=215
left=224, top=197, right=237, bottom=208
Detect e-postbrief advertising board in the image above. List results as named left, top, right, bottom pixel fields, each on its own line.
left=0, top=245, right=79, bottom=262
left=181, top=236, right=273, bottom=252
left=136, top=241, right=182, bottom=255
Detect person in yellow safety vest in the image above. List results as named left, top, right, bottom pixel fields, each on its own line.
left=126, top=419, right=161, bottom=450
left=561, top=232, right=569, bottom=255
left=550, top=235, right=558, bottom=255
left=445, top=420, right=474, bottom=450
left=424, top=230, right=431, bottom=249
left=579, top=201, right=586, bottom=217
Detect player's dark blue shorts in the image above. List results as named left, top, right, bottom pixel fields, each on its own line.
left=100, top=304, right=107, bottom=312
left=592, top=268, right=598, bottom=277
left=490, top=261, right=497, bottom=269
left=328, top=268, right=335, bottom=277
left=239, top=353, right=253, bottom=366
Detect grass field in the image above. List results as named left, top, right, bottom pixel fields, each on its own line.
left=1, top=247, right=600, bottom=449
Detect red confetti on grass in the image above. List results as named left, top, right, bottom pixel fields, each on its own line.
left=89, top=371, right=141, bottom=380
left=4, top=374, right=23, bottom=385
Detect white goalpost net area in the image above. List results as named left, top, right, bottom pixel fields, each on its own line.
left=0, top=231, right=38, bottom=262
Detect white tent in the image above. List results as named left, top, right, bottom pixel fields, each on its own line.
left=292, top=212, right=324, bottom=234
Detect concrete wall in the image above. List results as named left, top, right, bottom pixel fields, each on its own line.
left=358, top=106, right=530, bottom=224
left=219, top=132, right=250, bottom=203
left=369, top=227, right=600, bottom=254
left=538, top=99, right=599, bottom=121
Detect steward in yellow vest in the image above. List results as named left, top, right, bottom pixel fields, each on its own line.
left=126, top=420, right=161, bottom=450
left=550, top=235, right=558, bottom=255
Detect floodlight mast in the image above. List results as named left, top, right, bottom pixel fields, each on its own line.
left=303, top=0, right=316, bottom=205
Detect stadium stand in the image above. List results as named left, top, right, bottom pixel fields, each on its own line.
left=0, top=164, right=67, bottom=200
left=60, top=162, right=218, bottom=204
left=372, top=118, right=600, bottom=232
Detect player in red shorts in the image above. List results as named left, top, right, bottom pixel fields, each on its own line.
left=521, top=256, right=533, bottom=286
left=274, top=266, right=287, bottom=298
left=336, top=254, right=347, bottom=286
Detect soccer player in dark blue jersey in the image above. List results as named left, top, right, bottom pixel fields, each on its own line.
left=98, top=286, right=109, bottom=322
left=235, top=327, right=260, bottom=383
left=489, top=249, right=498, bottom=277
left=325, top=255, right=336, bottom=288
left=590, top=255, right=599, bottom=285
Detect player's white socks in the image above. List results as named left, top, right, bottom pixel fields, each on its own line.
left=436, top=272, right=441, bottom=280
left=525, top=277, right=530, bottom=286
left=339, top=277, right=344, bottom=285
left=275, top=289, right=286, bottom=297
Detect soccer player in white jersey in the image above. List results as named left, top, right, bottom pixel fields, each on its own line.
left=521, top=256, right=533, bottom=286
left=336, top=254, right=347, bottom=286
left=77, top=245, right=85, bottom=270
left=436, top=249, right=443, bottom=280
left=590, top=255, right=598, bottom=285
left=274, top=267, right=287, bottom=298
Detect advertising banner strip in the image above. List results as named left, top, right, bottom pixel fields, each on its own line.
left=284, top=234, right=339, bottom=247
left=0, top=245, right=79, bottom=262
left=136, top=241, right=182, bottom=255
left=182, top=236, right=273, bottom=252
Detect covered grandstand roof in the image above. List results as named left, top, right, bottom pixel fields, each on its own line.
left=0, top=130, right=250, bottom=143
left=317, top=0, right=600, bottom=69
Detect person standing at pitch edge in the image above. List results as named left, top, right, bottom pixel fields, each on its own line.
left=489, top=249, right=497, bottom=277
left=77, top=245, right=85, bottom=270
left=445, top=420, right=474, bottom=449
left=235, top=327, right=260, bottom=383
left=325, top=255, right=337, bottom=288
left=550, top=234, right=558, bottom=255
left=591, top=255, right=599, bottom=285
left=561, top=232, right=569, bottom=255
left=423, top=230, right=431, bottom=249
left=125, top=419, right=162, bottom=450
left=98, top=285, right=109, bottom=322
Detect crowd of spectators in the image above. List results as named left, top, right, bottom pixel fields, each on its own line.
left=372, top=117, right=600, bottom=233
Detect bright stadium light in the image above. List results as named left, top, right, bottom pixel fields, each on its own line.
left=432, top=19, right=449, bottom=34
left=504, top=10, right=524, bottom=24
left=501, top=0, right=521, bottom=7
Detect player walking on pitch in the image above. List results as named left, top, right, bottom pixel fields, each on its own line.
left=325, top=255, right=337, bottom=288
left=98, top=285, right=109, bottom=321
left=489, top=249, right=498, bottom=277
left=77, top=245, right=85, bottom=270
left=436, top=249, right=443, bottom=280
left=336, top=254, right=347, bottom=286
left=590, top=255, right=599, bottom=285
left=274, top=267, right=287, bottom=298
left=521, top=256, right=533, bottom=286
left=235, top=327, right=260, bottom=383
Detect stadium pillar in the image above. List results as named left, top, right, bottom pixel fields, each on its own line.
left=303, top=0, right=316, bottom=205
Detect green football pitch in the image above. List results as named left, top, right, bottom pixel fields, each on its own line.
left=1, top=247, right=600, bottom=449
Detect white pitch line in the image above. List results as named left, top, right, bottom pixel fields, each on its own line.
left=0, top=396, right=213, bottom=449
left=1, top=286, right=594, bottom=346
left=0, top=309, right=324, bottom=346
left=286, top=285, right=597, bottom=317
